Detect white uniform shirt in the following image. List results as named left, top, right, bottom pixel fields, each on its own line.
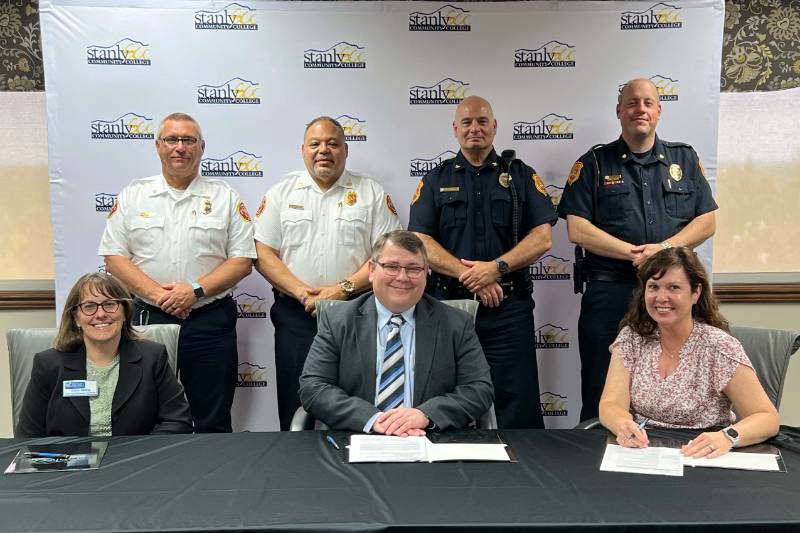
left=253, top=169, right=402, bottom=286
left=99, top=174, right=257, bottom=307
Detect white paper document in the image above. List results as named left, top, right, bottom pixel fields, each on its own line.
left=347, top=435, right=510, bottom=463
left=601, top=444, right=782, bottom=476
left=684, top=451, right=781, bottom=471
left=600, top=444, right=684, bottom=476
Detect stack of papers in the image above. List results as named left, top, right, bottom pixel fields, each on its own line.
left=347, top=435, right=511, bottom=463
left=600, top=444, right=782, bottom=476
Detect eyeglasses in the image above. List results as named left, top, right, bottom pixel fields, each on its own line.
left=73, top=299, right=126, bottom=316
left=375, top=261, right=427, bottom=279
left=159, top=136, right=199, bottom=146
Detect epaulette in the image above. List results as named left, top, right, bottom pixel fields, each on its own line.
left=661, top=140, right=693, bottom=149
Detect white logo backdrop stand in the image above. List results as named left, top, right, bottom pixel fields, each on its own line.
left=42, top=0, right=724, bottom=430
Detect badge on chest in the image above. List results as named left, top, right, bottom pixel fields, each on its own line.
left=63, top=380, right=99, bottom=397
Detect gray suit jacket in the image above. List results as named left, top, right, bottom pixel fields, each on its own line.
left=299, top=292, right=493, bottom=431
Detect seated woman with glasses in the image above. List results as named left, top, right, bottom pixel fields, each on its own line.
left=599, top=247, right=779, bottom=458
left=16, top=273, right=193, bottom=437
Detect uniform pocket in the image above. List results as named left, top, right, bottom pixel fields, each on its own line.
left=280, top=209, right=313, bottom=249
left=662, top=180, right=694, bottom=220
left=440, top=191, right=467, bottom=228
left=597, top=185, right=631, bottom=226
left=490, top=189, right=512, bottom=227
left=188, top=216, right=225, bottom=256
left=129, top=215, right=165, bottom=259
left=335, top=207, right=369, bottom=247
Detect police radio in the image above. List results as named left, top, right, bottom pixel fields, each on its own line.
left=500, top=149, right=520, bottom=247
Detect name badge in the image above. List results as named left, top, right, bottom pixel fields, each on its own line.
left=63, top=380, right=98, bottom=397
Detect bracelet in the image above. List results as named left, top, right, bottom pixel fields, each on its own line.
left=660, top=240, right=672, bottom=250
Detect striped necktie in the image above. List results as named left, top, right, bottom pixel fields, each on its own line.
left=376, top=314, right=405, bottom=412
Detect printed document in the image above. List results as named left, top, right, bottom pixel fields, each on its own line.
left=348, top=435, right=510, bottom=463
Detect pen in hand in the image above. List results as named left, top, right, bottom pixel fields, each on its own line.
left=628, top=418, right=649, bottom=441
left=326, top=435, right=340, bottom=450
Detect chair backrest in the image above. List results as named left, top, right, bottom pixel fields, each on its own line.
left=730, top=325, right=800, bottom=409
left=315, top=298, right=479, bottom=323
left=6, top=324, right=180, bottom=434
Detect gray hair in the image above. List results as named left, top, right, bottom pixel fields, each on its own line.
left=157, top=112, right=204, bottom=140
left=304, top=116, right=345, bottom=139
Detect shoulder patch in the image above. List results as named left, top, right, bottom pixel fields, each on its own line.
left=411, top=180, right=424, bottom=205
left=567, top=161, right=583, bottom=186
left=385, top=193, right=398, bottom=216
left=237, top=200, right=252, bottom=222
left=107, top=199, right=119, bottom=219
left=255, top=196, right=267, bottom=219
left=532, top=173, right=547, bottom=196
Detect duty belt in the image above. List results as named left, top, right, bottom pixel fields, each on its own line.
left=430, top=272, right=531, bottom=300
left=585, top=270, right=637, bottom=284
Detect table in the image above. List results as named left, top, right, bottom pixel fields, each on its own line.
left=2, top=427, right=799, bottom=532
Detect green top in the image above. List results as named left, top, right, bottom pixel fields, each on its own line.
left=86, top=355, right=120, bottom=437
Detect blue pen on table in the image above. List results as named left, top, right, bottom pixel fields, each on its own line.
left=326, top=435, right=340, bottom=450
left=25, top=452, right=71, bottom=460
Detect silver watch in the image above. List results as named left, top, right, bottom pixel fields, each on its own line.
left=722, top=426, right=740, bottom=447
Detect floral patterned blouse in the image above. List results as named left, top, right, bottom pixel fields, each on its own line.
left=611, top=321, right=753, bottom=429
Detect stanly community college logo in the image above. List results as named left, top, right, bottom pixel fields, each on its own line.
left=303, top=42, right=366, bottom=68
left=234, top=292, right=267, bottom=318
left=540, top=392, right=568, bottom=417
left=650, top=74, right=679, bottom=101
left=410, top=150, right=457, bottom=177
left=95, top=193, right=117, bottom=212
left=90, top=113, right=154, bottom=140
left=620, top=3, right=682, bottom=30
left=514, top=41, right=575, bottom=68
left=410, top=78, right=469, bottom=105
left=409, top=4, right=471, bottom=31
left=529, top=254, right=571, bottom=281
left=513, top=114, right=574, bottom=140
left=535, top=323, right=570, bottom=349
left=195, top=3, right=258, bottom=30
left=201, top=151, right=263, bottom=177
left=335, top=115, right=367, bottom=141
left=197, top=78, right=260, bottom=104
left=87, top=38, right=150, bottom=65
left=237, top=362, right=268, bottom=388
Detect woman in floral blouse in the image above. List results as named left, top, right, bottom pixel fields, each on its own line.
left=599, top=247, right=779, bottom=458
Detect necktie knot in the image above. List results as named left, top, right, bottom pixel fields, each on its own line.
left=389, top=314, right=404, bottom=328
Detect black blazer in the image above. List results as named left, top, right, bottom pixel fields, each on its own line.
left=16, top=339, right=193, bottom=437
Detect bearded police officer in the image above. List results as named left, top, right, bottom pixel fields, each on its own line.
left=253, top=116, right=401, bottom=430
left=100, top=112, right=256, bottom=433
left=558, top=78, right=718, bottom=422
left=409, top=95, right=557, bottom=429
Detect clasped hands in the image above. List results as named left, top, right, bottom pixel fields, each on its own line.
left=616, top=419, right=733, bottom=458
left=156, top=281, right=196, bottom=319
left=297, top=284, right=348, bottom=316
left=458, top=259, right=504, bottom=308
left=372, top=407, right=429, bottom=437
left=631, top=243, right=665, bottom=268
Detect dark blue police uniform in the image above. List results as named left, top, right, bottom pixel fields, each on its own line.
left=558, top=136, right=718, bottom=421
left=409, top=149, right=557, bottom=429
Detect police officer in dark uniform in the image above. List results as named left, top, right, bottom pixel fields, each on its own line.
left=558, top=78, right=718, bottom=422
left=409, top=95, right=557, bottom=429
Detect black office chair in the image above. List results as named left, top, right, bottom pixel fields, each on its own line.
left=574, top=325, right=800, bottom=429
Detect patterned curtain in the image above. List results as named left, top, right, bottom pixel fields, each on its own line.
left=2, top=0, right=798, bottom=92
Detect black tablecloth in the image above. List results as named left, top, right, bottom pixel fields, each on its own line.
left=1, top=427, right=799, bottom=532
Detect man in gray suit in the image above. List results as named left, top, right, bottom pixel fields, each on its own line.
left=299, top=230, right=493, bottom=435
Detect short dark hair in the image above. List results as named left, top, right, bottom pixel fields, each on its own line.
left=304, top=116, right=345, bottom=139
left=372, top=230, right=428, bottom=266
left=620, top=247, right=729, bottom=339
left=55, top=273, right=138, bottom=352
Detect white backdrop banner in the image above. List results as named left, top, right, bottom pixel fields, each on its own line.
left=42, top=0, right=724, bottom=430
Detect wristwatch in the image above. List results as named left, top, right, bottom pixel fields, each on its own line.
left=722, top=426, right=740, bottom=447
left=191, top=281, right=205, bottom=299
left=495, top=259, right=509, bottom=275
left=338, top=279, right=355, bottom=298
